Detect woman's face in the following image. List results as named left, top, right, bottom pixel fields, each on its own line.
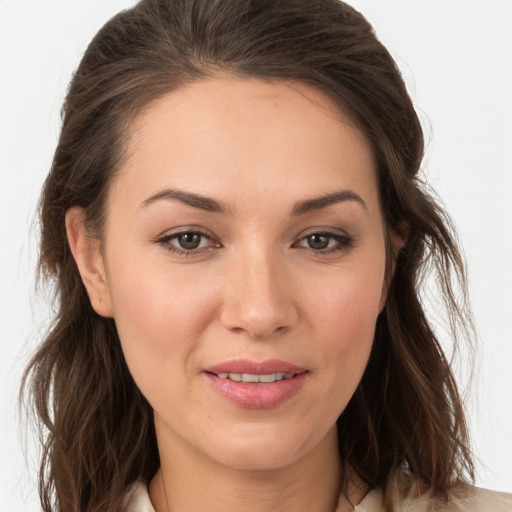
left=93, top=77, right=391, bottom=470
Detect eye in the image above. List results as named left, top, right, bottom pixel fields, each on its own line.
left=295, top=230, right=353, bottom=253
left=156, top=229, right=220, bottom=255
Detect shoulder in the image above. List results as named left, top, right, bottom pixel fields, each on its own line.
left=122, top=478, right=512, bottom=512
left=357, top=480, right=512, bottom=512
left=122, top=481, right=155, bottom=512
left=447, top=485, right=512, bottom=512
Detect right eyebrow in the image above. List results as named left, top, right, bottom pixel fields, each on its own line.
left=140, top=188, right=236, bottom=215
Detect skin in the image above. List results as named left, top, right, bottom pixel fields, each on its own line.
left=67, top=77, right=402, bottom=512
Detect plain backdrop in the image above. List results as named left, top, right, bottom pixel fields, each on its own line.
left=1, top=1, right=511, bottom=510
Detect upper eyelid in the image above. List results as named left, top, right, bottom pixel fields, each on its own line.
left=156, top=226, right=216, bottom=241
left=296, top=226, right=351, bottom=239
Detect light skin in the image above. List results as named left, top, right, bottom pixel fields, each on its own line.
left=66, top=77, right=403, bottom=512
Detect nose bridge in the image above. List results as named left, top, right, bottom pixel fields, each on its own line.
left=220, top=241, right=297, bottom=338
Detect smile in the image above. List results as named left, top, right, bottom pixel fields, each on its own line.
left=204, top=360, right=308, bottom=409
left=215, top=372, right=296, bottom=383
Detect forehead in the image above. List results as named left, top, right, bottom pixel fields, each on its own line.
left=113, top=77, right=379, bottom=215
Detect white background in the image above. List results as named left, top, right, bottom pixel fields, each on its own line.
left=1, top=1, right=511, bottom=510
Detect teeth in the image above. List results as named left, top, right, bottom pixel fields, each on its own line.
left=243, top=373, right=259, bottom=383
left=216, top=372, right=295, bottom=383
left=258, top=373, right=278, bottom=383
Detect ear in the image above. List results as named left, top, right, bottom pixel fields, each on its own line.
left=65, top=207, right=114, bottom=317
left=389, top=225, right=408, bottom=253
left=378, top=223, right=409, bottom=312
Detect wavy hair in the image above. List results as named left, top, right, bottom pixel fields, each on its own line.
left=22, top=1, right=475, bottom=510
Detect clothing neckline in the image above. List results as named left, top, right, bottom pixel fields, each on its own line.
left=123, top=480, right=381, bottom=512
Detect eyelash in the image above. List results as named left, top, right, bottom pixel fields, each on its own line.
left=156, top=229, right=354, bottom=257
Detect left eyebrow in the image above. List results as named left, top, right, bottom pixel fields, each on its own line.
left=291, top=190, right=367, bottom=216
left=140, top=187, right=235, bottom=215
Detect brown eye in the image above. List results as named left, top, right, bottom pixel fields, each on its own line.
left=305, top=234, right=330, bottom=250
left=295, top=231, right=353, bottom=254
left=176, top=232, right=204, bottom=250
left=156, top=226, right=223, bottom=257
left=158, top=230, right=215, bottom=254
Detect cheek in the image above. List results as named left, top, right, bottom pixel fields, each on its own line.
left=105, top=252, right=217, bottom=382
left=306, top=261, right=385, bottom=381
left=310, top=262, right=384, bottom=332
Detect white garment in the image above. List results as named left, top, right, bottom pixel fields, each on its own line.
left=123, top=479, right=512, bottom=512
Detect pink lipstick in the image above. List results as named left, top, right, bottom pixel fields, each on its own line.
left=204, top=359, right=308, bottom=409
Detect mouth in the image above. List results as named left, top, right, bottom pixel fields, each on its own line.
left=203, top=360, right=308, bottom=409
left=211, top=371, right=302, bottom=383
left=204, top=359, right=307, bottom=381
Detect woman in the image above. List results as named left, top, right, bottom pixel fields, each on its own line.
left=22, top=1, right=512, bottom=511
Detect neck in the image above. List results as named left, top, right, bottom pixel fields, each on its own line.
left=149, top=423, right=366, bottom=512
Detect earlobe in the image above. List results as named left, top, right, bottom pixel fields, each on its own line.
left=65, top=207, right=114, bottom=317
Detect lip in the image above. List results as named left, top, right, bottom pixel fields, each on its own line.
left=204, top=359, right=308, bottom=409
left=205, top=359, right=306, bottom=376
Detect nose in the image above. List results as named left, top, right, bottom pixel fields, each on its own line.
left=219, top=247, right=298, bottom=339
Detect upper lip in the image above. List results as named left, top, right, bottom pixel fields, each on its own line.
left=204, top=359, right=307, bottom=376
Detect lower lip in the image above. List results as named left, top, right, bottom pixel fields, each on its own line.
left=205, top=372, right=308, bottom=409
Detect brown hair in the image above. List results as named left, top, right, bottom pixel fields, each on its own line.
left=22, top=1, right=475, bottom=510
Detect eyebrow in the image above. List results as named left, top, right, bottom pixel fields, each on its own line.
left=141, top=188, right=234, bottom=215
left=140, top=187, right=366, bottom=216
left=290, top=190, right=367, bottom=215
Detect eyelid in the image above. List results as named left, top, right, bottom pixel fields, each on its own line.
left=155, top=225, right=215, bottom=241
left=297, top=226, right=350, bottom=237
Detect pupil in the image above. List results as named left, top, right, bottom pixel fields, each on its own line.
left=308, top=234, right=329, bottom=250
left=179, top=233, right=201, bottom=250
